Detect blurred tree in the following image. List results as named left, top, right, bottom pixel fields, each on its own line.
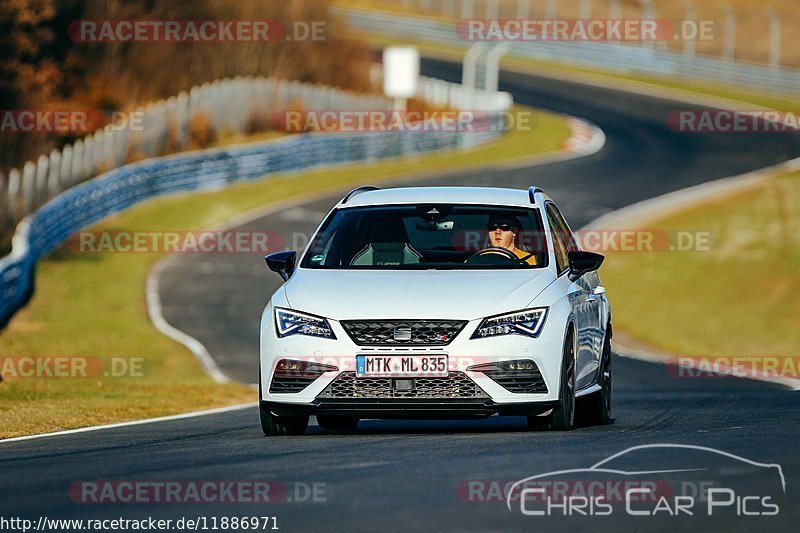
left=1, top=0, right=371, bottom=173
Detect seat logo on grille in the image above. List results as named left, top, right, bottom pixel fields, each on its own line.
left=393, top=325, right=412, bottom=341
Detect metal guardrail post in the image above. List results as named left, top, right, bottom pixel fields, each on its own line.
left=683, top=0, right=697, bottom=57
left=609, top=0, right=622, bottom=20
left=768, top=7, right=781, bottom=69
left=638, top=0, right=660, bottom=50
left=486, top=0, right=499, bottom=19
left=462, top=0, right=475, bottom=19
left=723, top=2, right=736, bottom=63
left=463, top=42, right=487, bottom=89
left=545, top=0, right=557, bottom=20
left=485, top=43, right=510, bottom=93
left=516, top=0, right=530, bottom=20
left=579, top=0, right=592, bottom=20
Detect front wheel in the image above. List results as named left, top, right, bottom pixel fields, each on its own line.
left=529, top=329, right=576, bottom=431
left=259, top=404, right=309, bottom=436
left=578, top=326, right=613, bottom=426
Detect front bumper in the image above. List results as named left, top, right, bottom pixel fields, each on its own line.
left=260, top=302, right=571, bottom=414
left=261, top=399, right=561, bottom=419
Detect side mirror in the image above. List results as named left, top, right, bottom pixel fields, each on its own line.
left=265, top=251, right=297, bottom=281
left=567, top=250, right=604, bottom=281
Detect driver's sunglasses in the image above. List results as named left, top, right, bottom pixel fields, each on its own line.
left=487, top=223, right=514, bottom=231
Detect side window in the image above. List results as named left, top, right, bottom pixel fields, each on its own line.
left=546, top=205, right=569, bottom=274
left=550, top=204, right=580, bottom=253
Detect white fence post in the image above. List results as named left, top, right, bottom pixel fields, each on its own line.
left=0, top=171, right=7, bottom=231
left=60, top=144, right=73, bottom=190
left=47, top=149, right=61, bottom=196
left=71, top=139, right=84, bottom=186
left=35, top=155, right=49, bottom=207
left=8, top=169, right=21, bottom=223
left=81, top=136, right=94, bottom=180
left=21, top=161, right=35, bottom=215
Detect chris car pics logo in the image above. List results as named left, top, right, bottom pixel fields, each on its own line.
left=506, top=444, right=784, bottom=518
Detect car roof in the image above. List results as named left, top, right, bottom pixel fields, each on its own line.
left=337, top=186, right=546, bottom=208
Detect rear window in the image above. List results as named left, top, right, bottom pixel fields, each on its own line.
left=300, top=204, right=549, bottom=270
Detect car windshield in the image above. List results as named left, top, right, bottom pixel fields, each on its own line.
left=300, top=204, right=548, bottom=270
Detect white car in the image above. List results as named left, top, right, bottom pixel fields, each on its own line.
left=260, top=186, right=612, bottom=435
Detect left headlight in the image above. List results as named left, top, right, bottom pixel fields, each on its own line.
left=275, top=308, right=336, bottom=340
left=471, top=308, right=548, bottom=339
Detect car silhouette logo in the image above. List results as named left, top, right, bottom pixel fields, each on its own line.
left=393, top=325, right=412, bottom=341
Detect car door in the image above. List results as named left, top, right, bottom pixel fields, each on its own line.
left=548, top=204, right=606, bottom=357
left=546, top=203, right=600, bottom=391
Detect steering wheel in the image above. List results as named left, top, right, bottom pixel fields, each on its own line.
left=465, top=247, right=521, bottom=265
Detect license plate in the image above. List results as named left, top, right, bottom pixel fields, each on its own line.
left=356, top=355, right=448, bottom=377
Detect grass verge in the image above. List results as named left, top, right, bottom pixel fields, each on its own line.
left=600, top=170, right=800, bottom=376
left=0, top=107, right=570, bottom=438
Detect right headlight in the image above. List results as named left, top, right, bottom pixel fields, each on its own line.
left=274, top=308, right=336, bottom=340
left=471, top=308, right=548, bottom=339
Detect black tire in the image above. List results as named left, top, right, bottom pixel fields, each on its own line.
left=578, top=326, right=613, bottom=426
left=259, top=405, right=309, bottom=436
left=258, top=375, right=309, bottom=436
left=316, top=415, right=360, bottom=431
left=526, top=414, right=550, bottom=430
left=528, top=329, right=576, bottom=431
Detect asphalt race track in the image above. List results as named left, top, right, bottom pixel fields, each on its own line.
left=2, top=58, right=800, bottom=532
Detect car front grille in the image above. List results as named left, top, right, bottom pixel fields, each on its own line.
left=340, top=320, right=467, bottom=346
left=317, top=372, right=489, bottom=399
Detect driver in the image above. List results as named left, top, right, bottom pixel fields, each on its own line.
left=486, top=213, right=538, bottom=265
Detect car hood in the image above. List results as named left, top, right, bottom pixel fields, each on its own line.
left=281, top=268, right=556, bottom=320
